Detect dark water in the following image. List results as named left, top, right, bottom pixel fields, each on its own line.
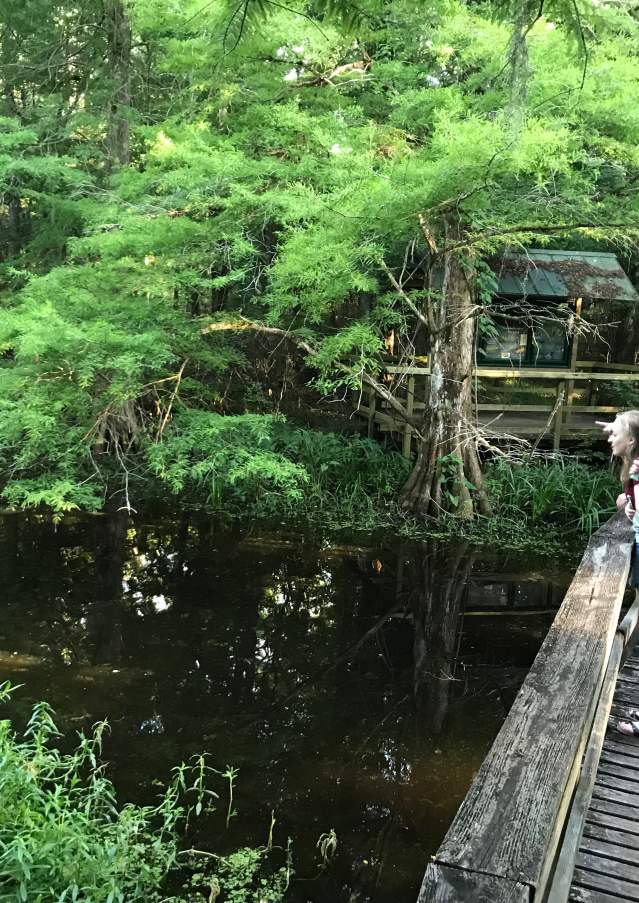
left=0, top=513, right=572, bottom=902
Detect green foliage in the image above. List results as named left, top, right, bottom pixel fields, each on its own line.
left=597, top=380, right=639, bottom=411
left=180, top=846, right=292, bottom=903
left=438, top=452, right=475, bottom=510
left=0, top=688, right=182, bottom=902
left=147, top=411, right=310, bottom=509
left=1, top=0, right=638, bottom=519
left=150, top=412, right=411, bottom=521
left=0, top=682, right=292, bottom=903
left=484, top=457, right=618, bottom=534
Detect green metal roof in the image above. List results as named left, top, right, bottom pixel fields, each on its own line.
left=491, top=250, right=638, bottom=302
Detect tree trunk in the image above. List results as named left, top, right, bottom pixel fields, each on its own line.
left=400, top=224, right=491, bottom=519
left=506, top=1, right=530, bottom=131
left=106, top=0, right=131, bottom=169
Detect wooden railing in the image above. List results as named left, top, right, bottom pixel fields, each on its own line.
left=417, top=514, right=634, bottom=903
left=355, top=364, right=639, bottom=455
left=546, top=571, right=639, bottom=902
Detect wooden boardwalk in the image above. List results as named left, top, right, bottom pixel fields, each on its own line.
left=568, top=650, right=639, bottom=903
left=418, top=514, right=637, bottom=903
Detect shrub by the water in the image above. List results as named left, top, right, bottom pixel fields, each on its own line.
left=0, top=683, right=291, bottom=903
left=148, top=413, right=411, bottom=526
left=148, top=412, right=620, bottom=547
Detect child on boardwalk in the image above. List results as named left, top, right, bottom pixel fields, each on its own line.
left=599, top=412, right=639, bottom=735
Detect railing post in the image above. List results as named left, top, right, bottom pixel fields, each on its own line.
left=402, top=376, right=415, bottom=458
left=553, top=381, right=565, bottom=452
left=367, top=388, right=377, bottom=438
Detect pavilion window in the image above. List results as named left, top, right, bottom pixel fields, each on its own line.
left=479, top=318, right=569, bottom=367
left=530, top=321, right=568, bottom=365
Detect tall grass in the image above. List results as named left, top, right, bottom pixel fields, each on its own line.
left=484, top=457, right=618, bottom=535
left=267, top=427, right=411, bottom=524
left=269, top=435, right=619, bottom=542
left=0, top=683, right=291, bottom=903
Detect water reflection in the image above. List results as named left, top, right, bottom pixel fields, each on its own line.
left=401, top=542, right=476, bottom=737
left=0, top=513, right=571, bottom=903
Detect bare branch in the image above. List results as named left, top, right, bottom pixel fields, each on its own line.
left=450, top=305, right=484, bottom=329
left=201, top=319, right=423, bottom=437
left=379, top=260, right=435, bottom=333
left=156, top=359, right=188, bottom=441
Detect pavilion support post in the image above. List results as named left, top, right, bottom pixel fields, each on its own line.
left=553, top=380, right=565, bottom=452
left=367, top=387, right=377, bottom=438
left=565, top=298, right=582, bottom=428
left=402, top=376, right=415, bottom=458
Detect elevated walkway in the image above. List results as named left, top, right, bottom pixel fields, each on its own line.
left=354, top=363, right=639, bottom=454
left=568, top=649, right=639, bottom=902
left=419, top=514, right=637, bottom=903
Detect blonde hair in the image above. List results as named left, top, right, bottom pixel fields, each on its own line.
left=616, top=410, right=639, bottom=481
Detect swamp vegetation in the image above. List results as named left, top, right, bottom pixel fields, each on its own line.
left=1, top=0, right=639, bottom=900
left=0, top=0, right=638, bottom=526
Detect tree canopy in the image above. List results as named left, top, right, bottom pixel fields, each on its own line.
left=1, top=0, right=638, bottom=514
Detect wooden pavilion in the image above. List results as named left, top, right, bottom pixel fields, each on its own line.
left=355, top=249, right=639, bottom=454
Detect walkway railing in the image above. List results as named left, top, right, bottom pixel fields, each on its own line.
left=418, top=514, right=634, bottom=903
left=355, top=363, right=639, bottom=454
left=546, top=566, right=639, bottom=901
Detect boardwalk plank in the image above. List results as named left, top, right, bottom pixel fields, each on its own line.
left=583, top=822, right=639, bottom=850
left=566, top=650, right=639, bottom=899
left=572, top=866, right=639, bottom=901
left=613, top=696, right=639, bottom=707
left=589, top=796, right=639, bottom=823
left=577, top=849, right=639, bottom=884
left=603, top=738, right=639, bottom=760
left=592, top=785, right=639, bottom=807
left=600, top=751, right=639, bottom=772
left=587, top=808, right=639, bottom=836
left=594, top=772, right=639, bottom=795
left=570, top=886, right=639, bottom=903
left=612, top=689, right=639, bottom=699
left=614, top=679, right=639, bottom=691
left=604, top=729, right=639, bottom=745
left=579, top=834, right=639, bottom=866
left=416, top=863, right=529, bottom=903
left=597, top=761, right=639, bottom=782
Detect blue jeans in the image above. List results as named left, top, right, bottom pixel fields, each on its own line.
left=631, top=535, right=639, bottom=588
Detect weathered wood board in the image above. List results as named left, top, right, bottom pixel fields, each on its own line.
left=416, top=863, right=529, bottom=903
left=563, top=647, right=639, bottom=902
left=418, top=515, right=633, bottom=901
left=570, top=884, right=639, bottom=903
left=572, top=865, right=639, bottom=901
left=582, top=821, right=639, bottom=848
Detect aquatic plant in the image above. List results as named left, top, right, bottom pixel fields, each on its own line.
left=483, top=457, right=618, bottom=534
left=0, top=682, right=292, bottom=903
left=149, top=414, right=411, bottom=523
left=179, top=844, right=292, bottom=903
